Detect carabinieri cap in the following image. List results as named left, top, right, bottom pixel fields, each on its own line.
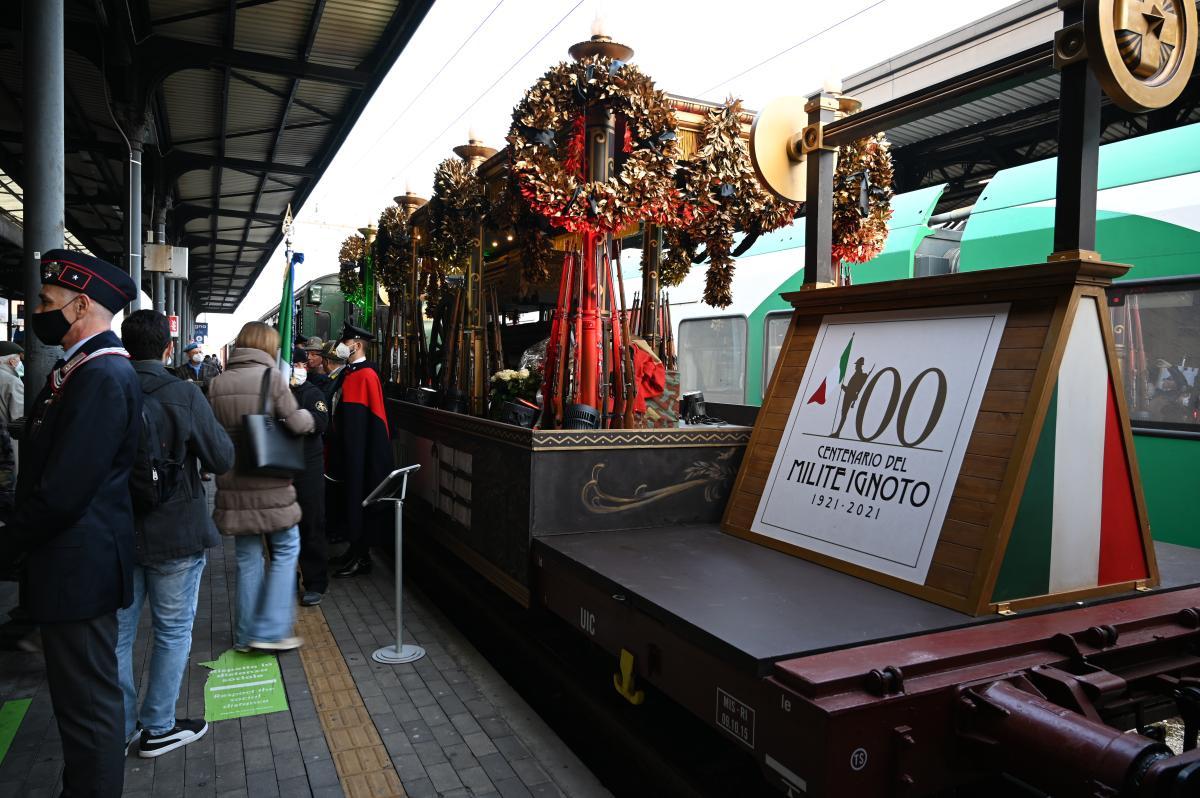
left=339, top=321, right=375, bottom=343
left=40, top=249, right=137, bottom=313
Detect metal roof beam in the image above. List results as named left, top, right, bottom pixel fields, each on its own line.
left=150, top=0, right=284, bottom=27
left=182, top=236, right=274, bottom=249
left=172, top=118, right=330, bottom=147
left=165, top=151, right=317, bottom=180
left=174, top=203, right=283, bottom=224
left=142, top=37, right=370, bottom=89
left=228, top=72, right=336, bottom=121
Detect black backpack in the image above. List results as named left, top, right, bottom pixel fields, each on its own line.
left=130, top=386, right=185, bottom=512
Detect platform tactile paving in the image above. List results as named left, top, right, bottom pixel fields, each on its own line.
left=295, top=606, right=405, bottom=798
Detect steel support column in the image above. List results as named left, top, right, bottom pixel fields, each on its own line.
left=128, top=137, right=145, bottom=310
left=803, top=92, right=837, bottom=286
left=1050, top=1, right=1101, bottom=259
left=153, top=207, right=166, bottom=313
left=21, top=0, right=65, bottom=406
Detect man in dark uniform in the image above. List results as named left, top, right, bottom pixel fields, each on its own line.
left=0, top=250, right=140, bottom=797
left=327, top=323, right=393, bottom=578
left=289, top=347, right=330, bottom=605
left=175, top=341, right=219, bottom=390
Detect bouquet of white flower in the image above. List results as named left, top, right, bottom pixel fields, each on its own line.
left=490, top=368, right=539, bottom=410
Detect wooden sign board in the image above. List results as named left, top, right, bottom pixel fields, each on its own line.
left=721, top=259, right=1159, bottom=615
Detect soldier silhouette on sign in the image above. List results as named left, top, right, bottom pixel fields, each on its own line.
left=832, top=357, right=871, bottom=437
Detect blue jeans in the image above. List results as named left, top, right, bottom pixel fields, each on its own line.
left=116, top=553, right=207, bottom=739
left=235, top=528, right=300, bottom=646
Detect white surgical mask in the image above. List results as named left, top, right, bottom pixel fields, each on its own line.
left=291, top=367, right=307, bottom=386
left=191, top=352, right=203, bottom=364
left=15, top=362, right=23, bottom=379
left=335, top=343, right=350, bottom=361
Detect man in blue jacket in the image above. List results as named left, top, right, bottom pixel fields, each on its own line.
left=117, top=310, right=235, bottom=757
left=0, top=250, right=140, bottom=797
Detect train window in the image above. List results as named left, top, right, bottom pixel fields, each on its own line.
left=1108, top=280, right=1200, bottom=435
left=763, top=312, right=791, bottom=393
left=679, top=316, right=747, bottom=405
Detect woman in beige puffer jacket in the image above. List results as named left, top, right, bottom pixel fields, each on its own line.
left=208, top=322, right=313, bottom=651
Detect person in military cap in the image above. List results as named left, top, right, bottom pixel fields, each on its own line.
left=326, top=322, right=393, bottom=578
left=300, top=336, right=331, bottom=394
left=176, top=341, right=220, bottom=390
left=0, top=249, right=141, bottom=797
left=289, top=346, right=330, bottom=604
left=320, top=340, right=347, bottom=403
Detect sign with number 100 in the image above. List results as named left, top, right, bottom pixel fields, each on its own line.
left=751, top=305, right=1009, bottom=584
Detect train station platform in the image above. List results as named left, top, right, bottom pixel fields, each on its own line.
left=0, top=537, right=609, bottom=798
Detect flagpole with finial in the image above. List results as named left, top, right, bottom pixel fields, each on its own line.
left=279, top=204, right=296, bottom=372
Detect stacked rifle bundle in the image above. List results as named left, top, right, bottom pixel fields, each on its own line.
left=539, top=246, right=637, bottom=430
left=429, top=282, right=505, bottom=414
left=629, top=289, right=676, bottom=370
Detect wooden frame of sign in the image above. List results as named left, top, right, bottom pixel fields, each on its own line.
left=721, top=258, right=1159, bottom=615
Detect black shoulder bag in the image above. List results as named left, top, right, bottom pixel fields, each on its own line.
left=243, top=367, right=305, bottom=477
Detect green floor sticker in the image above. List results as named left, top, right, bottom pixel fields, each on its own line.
left=0, top=698, right=32, bottom=766
left=200, top=648, right=289, bottom=722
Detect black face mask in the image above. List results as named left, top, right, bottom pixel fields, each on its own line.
left=32, top=305, right=76, bottom=347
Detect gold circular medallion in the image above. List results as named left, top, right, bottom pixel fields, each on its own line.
left=749, top=97, right=807, bottom=203
left=1085, top=0, right=1198, bottom=112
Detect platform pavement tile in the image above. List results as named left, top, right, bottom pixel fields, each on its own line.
left=477, top=716, right=510, bottom=739
left=310, top=783, right=347, bottom=798
left=425, top=760, right=464, bottom=792
left=412, top=739, right=448, bottom=767
left=455, top=764, right=495, bottom=793
left=326, top=723, right=381, bottom=753
left=494, top=776, right=535, bottom=798
left=399, top=776, right=436, bottom=798
left=432, top=723, right=464, bottom=749
left=296, top=716, right=326, bottom=741
left=380, top=730, right=416, bottom=758
left=215, top=737, right=244, bottom=766
left=381, top=685, right=410, bottom=706
left=213, top=762, right=247, bottom=793
left=242, top=742, right=276, bottom=773
left=493, top=735, right=532, bottom=762
left=397, top=673, right=425, bottom=691
left=184, top=752, right=217, bottom=790
left=332, top=744, right=393, bottom=777
left=267, top=707, right=297, bottom=732
left=277, top=774, right=314, bottom=798
left=391, top=752, right=427, bottom=782
left=510, top=756, right=551, bottom=787
left=527, top=781, right=565, bottom=797
left=371, top=712, right=403, bottom=737
left=402, top=719, right=434, bottom=744
left=476, top=752, right=517, bottom=784
left=406, top=688, right=436, bottom=709
left=393, top=702, right=424, bottom=723
left=437, top=694, right=468, bottom=718
left=449, top=711, right=483, bottom=737
left=442, top=742, right=480, bottom=773
left=463, top=730, right=499, bottom=758
left=272, top=750, right=306, bottom=781
left=244, top=768, right=281, bottom=798
left=450, top=681, right=483, bottom=703
left=464, top=698, right=498, bottom=719
left=269, top=727, right=302, bottom=754
left=305, top=758, right=342, bottom=790
left=416, top=703, right=447, bottom=727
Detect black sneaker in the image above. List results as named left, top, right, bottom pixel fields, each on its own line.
left=124, top=723, right=143, bottom=756
left=138, top=718, right=208, bottom=758
left=300, top=591, right=324, bottom=606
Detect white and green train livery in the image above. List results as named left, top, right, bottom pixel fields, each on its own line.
left=650, top=120, right=1200, bottom=548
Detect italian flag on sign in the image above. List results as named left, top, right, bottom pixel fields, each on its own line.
left=993, top=298, right=1148, bottom=602
left=807, top=335, right=854, bottom=405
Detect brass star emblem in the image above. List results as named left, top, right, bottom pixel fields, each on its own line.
left=1115, top=0, right=1181, bottom=78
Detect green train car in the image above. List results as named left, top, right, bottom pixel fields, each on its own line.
left=662, top=120, right=1200, bottom=547
left=258, top=273, right=355, bottom=344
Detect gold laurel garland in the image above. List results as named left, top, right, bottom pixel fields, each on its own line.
left=424, top=157, right=486, bottom=310
left=662, top=99, right=798, bottom=308
left=831, top=133, right=894, bottom=271
left=374, top=204, right=413, bottom=294
left=337, top=235, right=364, bottom=296
left=508, top=56, right=679, bottom=235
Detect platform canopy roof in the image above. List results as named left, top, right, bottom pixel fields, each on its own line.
left=0, top=0, right=432, bottom=312
left=843, top=0, right=1200, bottom=211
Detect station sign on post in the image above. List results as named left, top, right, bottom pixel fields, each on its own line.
left=168, top=315, right=179, bottom=335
